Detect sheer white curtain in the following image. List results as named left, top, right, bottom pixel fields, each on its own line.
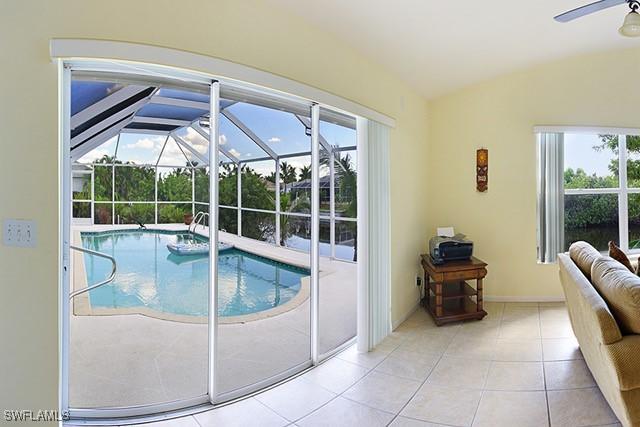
left=537, top=132, right=565, bottom=263
left=357, top=118, right=392, bottom=352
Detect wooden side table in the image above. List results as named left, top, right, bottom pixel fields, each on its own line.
left=420, top=255, right=488, bottom=325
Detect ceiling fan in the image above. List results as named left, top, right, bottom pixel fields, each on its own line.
left=555, top=0, right=640, bottom=36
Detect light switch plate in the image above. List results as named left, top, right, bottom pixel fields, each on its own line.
left=3, top=219, right=37, bottom=248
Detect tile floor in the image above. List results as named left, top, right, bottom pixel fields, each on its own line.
left=107, top=302, right=623, bottom=427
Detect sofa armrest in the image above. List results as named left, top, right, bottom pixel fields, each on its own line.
left=592, top=304, right=624, bottom=345
left=558, top=254, right=623, bottom=345
left=604, top=335, right=640, bottom=391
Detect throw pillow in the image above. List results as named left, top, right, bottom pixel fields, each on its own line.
left=608, top=241, right=635, bottom=274
left=592, top=257, right=640, bottom=335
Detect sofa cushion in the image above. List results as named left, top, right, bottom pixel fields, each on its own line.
left=609, top=241, right=635, bottom=274
left=592, top=257, right=640, bottom=335
left=569, top=241, right=602, bottom=281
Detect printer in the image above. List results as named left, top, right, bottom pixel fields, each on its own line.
left=429, top=233, right=473, bottom=264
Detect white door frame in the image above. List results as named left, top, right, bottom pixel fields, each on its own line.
left=58, top=60, right=72, bottom=421
left=208, top=80, right=220, bottom=401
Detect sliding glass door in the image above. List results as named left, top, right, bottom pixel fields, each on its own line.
left=317, top=108, right=358, bottom=358
left=213, top=86, right=313, bottom=400
left=63, top=63, right=359, bottom=418
left=66, top=75, right=211, bottom=414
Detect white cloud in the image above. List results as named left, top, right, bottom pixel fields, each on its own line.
left=77, top=148, right=110, bottom=163
left=219, top=134, right=227, bottom=145
left=158, top=138, right=189, bottom=166
left=229, top=148, right=241, bottom=158
left=77, top=136, right=117, bottom=163
left=125, top=136, right=164, bottom=151
left=268, top=137, right=281, bottom=143
left=183, top=127, right=200, bottom=141
left=286, top=159, right=310, bottom=170
left=176, top=128, right=208, bottom=155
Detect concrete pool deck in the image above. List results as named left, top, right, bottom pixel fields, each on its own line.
left=68, top=224, right=356, bottom=408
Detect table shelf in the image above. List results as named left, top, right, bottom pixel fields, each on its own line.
left=426, top=296, right=479, bottom=320
left=428, top=281, right=477, bottom=300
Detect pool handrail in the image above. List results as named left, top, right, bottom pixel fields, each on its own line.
left=190, top=211, right=205, bottom=232
left=190, top=211, right=209, bottom=233
left=69, top=245, right=117, bottom=300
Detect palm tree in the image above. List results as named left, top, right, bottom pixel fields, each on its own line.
left=298, top=165, right=311, bottom=181
left=239, top=164, right=251, bottom=174
left=335, top=152, right=357, bottom=261
left=280, top=161, right=298, bottom=192
left=96, top=154, right=116, bottom=164
left=335, top=153, right=357, bottom=218
left=265, top=171, right=276, bottom=183
left=279, top=193, right=311, bottom=246
left=220, top=163, right=234, bottom=178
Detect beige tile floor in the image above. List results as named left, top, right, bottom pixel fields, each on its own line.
left=87, top=302, right=623, bottom=427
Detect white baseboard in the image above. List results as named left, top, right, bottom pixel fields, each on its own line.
left=392, top=301, right=421, bottom=330
left=390, top=296, right=565, bottom=332
left=484, top=296, right=565, bottom=303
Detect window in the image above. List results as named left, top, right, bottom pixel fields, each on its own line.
left=537, top=129, right=640, bottom=261
left=72, top=167, right=92, bottom=220
left=563, top=133, right=619, bottom=252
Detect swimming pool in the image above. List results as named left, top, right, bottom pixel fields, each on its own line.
left=79, top=230, right=309, bottom=318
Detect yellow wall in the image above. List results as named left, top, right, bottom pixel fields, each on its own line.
left=427, top=47, right=640, bottom=300
left=0, top=0, right=429, bottom=414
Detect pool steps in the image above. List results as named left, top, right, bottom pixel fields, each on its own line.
left=166, top=241, right=233, bottom=256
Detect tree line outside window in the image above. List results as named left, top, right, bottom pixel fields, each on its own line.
left=72, top=150, right=357, bottom=261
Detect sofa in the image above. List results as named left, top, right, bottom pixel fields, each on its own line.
left=558, top=242, right=640, bottom=427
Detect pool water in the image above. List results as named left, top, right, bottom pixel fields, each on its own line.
left=80, top=230, right=309, bottom=317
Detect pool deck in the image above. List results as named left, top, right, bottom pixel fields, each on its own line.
left=68, top=223, right=356, bottom=409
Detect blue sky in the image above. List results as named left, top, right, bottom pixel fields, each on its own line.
left=73, top=80, right=357, bottom=172
left=78, top=103, right=357, bottom=177
left=78, top=134, right=189, bottom=166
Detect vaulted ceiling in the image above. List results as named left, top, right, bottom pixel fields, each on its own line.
left=266, top=0, right=640, bottom=99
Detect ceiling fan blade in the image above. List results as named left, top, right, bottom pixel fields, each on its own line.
left=554, top=0, right=627, bottom=22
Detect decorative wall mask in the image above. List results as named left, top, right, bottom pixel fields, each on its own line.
left=477, top=148, right=488, bottom=192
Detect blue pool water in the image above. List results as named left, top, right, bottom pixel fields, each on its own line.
left=80, top=230, right=308, bottom=317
